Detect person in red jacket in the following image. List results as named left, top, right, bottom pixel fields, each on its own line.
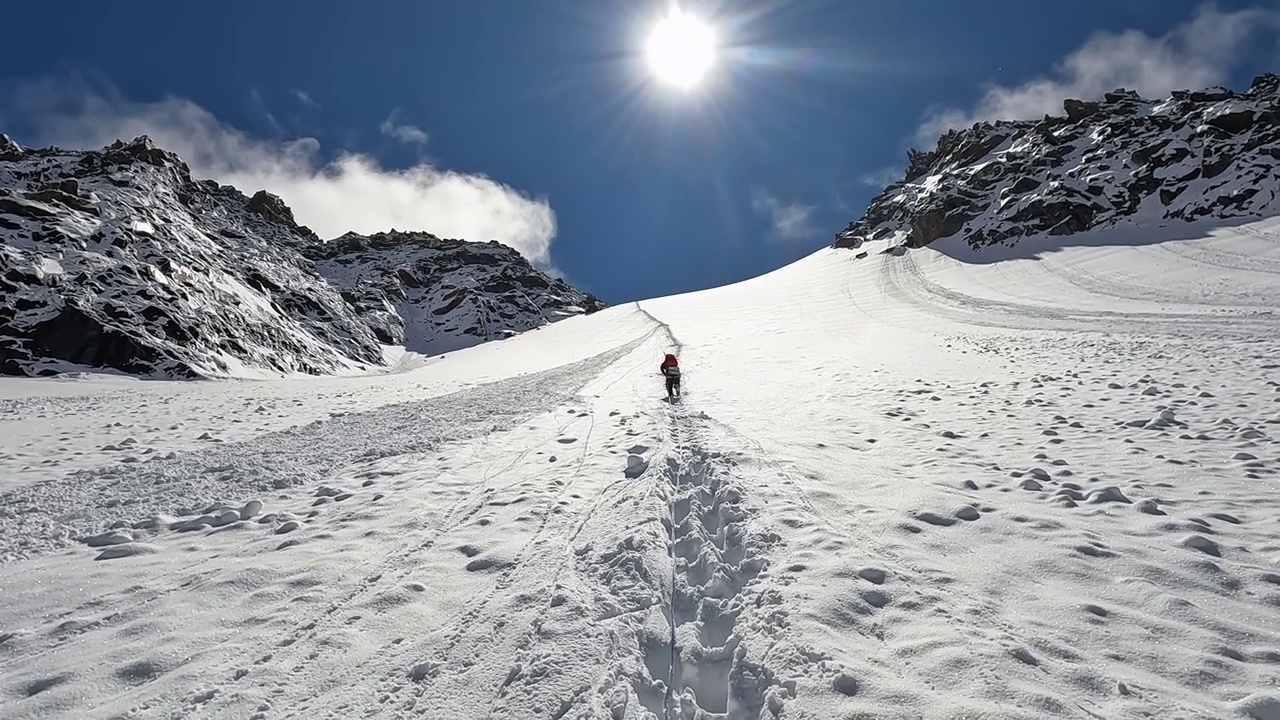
left=659, top=353, right=681, bottom=400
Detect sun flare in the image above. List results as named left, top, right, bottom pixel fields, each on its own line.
left=645, top=8, right=716, bottom=89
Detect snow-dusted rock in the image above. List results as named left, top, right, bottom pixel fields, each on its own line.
left=0, top=136, right=603, bottom=377
left=305, top=230, right=604, bottom=355
left=94, top=542, right=161, bottom=561
left=834, top=74, right=1280, bottom=251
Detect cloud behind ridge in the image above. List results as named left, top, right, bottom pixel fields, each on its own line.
left=5, top=77, right=557, bottom=266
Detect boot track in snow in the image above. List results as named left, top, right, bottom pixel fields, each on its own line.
left=629, top=305, right=787, bottom=719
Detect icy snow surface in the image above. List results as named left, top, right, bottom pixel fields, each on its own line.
left=1, top=219, right=1279, bottom=718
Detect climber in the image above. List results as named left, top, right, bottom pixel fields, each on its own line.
left=659, top=353, right=681, bottom=400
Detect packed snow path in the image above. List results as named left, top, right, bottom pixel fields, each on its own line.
left=2, top=219, right=1279, bottom=718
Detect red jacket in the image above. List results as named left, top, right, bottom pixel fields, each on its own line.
left=660, top=354, right=678, bottom=374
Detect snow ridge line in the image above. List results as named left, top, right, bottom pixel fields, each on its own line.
left=634, top=302, right=684, bottom=355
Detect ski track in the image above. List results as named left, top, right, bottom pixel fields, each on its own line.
left=0, top=344, right=639, bottom=564
left=3, top=223, right=1280, bottom=718
left=0, top=317, right=794, bottom=720
left=876, top=239, right=1280, bottom=337
left=0, top=341, right=653, bottom=719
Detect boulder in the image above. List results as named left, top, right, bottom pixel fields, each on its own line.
left=1206, top=110, right=1256, bottom=134
left=1063, top=99, right=1100, bottom=121
left=247, top=190, right=298, bottom=226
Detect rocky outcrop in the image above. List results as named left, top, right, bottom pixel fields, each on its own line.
left=835, top=74, right=1280, bottom=251
left=306, top=231, right=604, bottom=355
left=0, top=135, right=603, bottom=377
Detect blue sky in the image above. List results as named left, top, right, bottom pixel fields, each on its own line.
left=1, top=1, right=1277, bottom=303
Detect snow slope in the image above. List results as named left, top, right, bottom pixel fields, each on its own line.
left=1, top=219, right=1279, bottom=719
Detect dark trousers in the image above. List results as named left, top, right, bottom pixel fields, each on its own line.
left=665, top=375, right=680, bottom=396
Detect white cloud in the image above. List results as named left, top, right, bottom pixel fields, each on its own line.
left=918, top=4, right=1278, bottom=145
left=380, top=108, right=429, bottom=146
left=6, top=78, right=556, bottom=266
left=290, top=88, right=320, bottom=109
left=751, top=190, right=819, bottom=242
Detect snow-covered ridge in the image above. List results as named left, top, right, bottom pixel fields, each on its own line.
left=0, top=135, right=603, bottom=378
left=835, top=74, right=1280, bottom=251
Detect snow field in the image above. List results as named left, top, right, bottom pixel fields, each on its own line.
left=0, top=305, right=653, bottom=492
left=1, top=218, right=1279, bottom=718
left=0, top=319, right=794, bottom=718
left=644, top=226, right=1280, bottom=717
left=0, top=338, right=654, bottom=717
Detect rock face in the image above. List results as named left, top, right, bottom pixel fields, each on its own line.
left=306, top=231, right=604, bottom=355
left=834, top=74, right=1280, bottom=251
left=0, top=135, right=603, bottom=377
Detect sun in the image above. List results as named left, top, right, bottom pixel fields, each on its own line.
left=645, top=8, right=716, bottom=89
